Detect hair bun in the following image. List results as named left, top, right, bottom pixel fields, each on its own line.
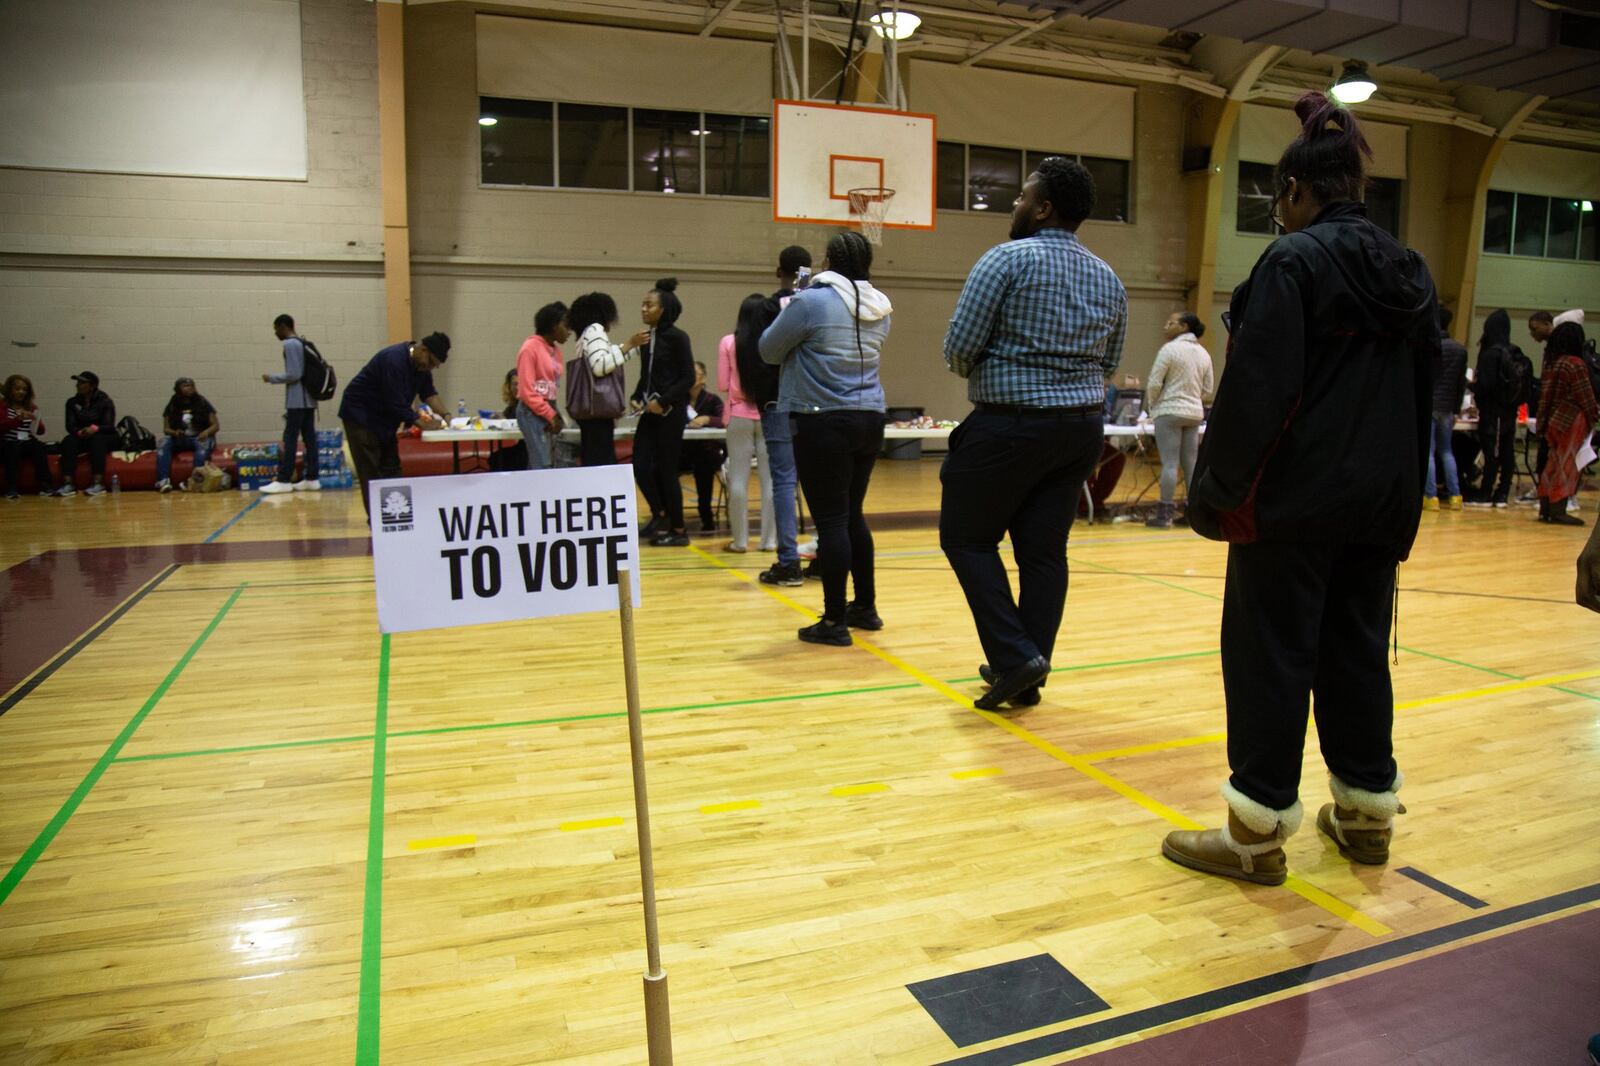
left=655, top=277, right=679, bottom=293
left=1293, top=90, right=1347, bottom=139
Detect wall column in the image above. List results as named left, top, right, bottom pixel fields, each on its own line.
left=1183, top=97, right=1241, bottom=323
left=377, top=0, right=412, bottom=343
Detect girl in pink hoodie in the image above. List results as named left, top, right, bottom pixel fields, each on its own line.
left=515, top=302, right=569, bottom=470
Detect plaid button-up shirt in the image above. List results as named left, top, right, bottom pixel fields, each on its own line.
left=943, top=227, right=1128, bottom=408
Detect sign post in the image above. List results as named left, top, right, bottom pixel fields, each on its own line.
left=369, top=468, right=669, bottom=1063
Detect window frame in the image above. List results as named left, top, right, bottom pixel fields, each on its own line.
left=933, top=143, right=1132, bottom=224
left=1483, top=189, right=1600, bottom=263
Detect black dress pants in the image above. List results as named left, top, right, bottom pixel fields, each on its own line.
left=632, top=405, right=688, bottom=529
left=680, top=442, right=726, bottom=527
left=577, top=418, right=616, bottom=467
left=792, top=410, right=884, bottom=620
left=1478, top=406, right=1516, bottom=501
left=58, top=430, right=115, bottom=485
left=344, top=418, right=401, bottom=518
left=939, top=409, right=1103, bottom=672
left=1222, top=540, right=1399, bottom=812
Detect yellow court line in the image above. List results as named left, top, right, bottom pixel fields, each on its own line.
left=1081, top=732, right=1228, bottom=762
left=687, top=544, right=1389, bottom=936
left=700, top=800, right=762, bottom=814
left=831, top=782, right=889, bottom=797
left=407, top=834, right=476, bottom=851
left=560, top=817, right=624, bottom=832
left=1396, top=669, right=1600, bottom=710
left=951, top=767, right=1004, bottom=780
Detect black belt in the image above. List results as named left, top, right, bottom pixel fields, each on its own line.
left=973, top=402, right=1100, bottom=419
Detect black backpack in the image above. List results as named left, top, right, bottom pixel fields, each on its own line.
left=301, top=339, right=338, bottom=402
left=1499, top=345, right=1533, bottom=409
left=116, top=415, right=157, bottom=453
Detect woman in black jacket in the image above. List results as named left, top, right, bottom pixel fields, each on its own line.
left=630, top=278, right=695, bottom=546
left=1163, top=92, right=1438, bottom=887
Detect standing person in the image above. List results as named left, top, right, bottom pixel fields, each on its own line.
left=1536, top=322, right=1598, bottom=526
left=1161, top=91, right=1438, bottom=886
left=57, top=371, right=117, bottom=497
left=1144, top=310, right=1214, bottom=529
left=630, top=278, right=694, bottom=547
left=680, top=361, right=726, bottom=532
left=1465, top=309, right=1523, bottom=508
left=1, top=374, right=55, bottom=498
left=746, top=246, right=813, bottom=587
left=761, top=231, right=891, bottom=646
left=338, top=333, right=450, bottom=518
left=720, top=294, right=776, bottom=554
left=515, top=302, right=568, bottom=471
left=566, top=292, right=648, bottom=468
left=154, top=378, right=219, bottom=493
left=940, top=156, right=1127, bottom=709
left=1424, top=307, right=1468, bottom=511
left=261, top=313, right=320, bottom=495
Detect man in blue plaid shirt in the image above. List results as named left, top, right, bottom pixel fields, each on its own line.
left=940, top=156, right=1128, bottom=710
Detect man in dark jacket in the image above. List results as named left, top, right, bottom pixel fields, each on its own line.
left=1163, top=92, right=1437, bottom=888
left=338, top=333, right=449, bottom=518
left=57, top=371, right=117, bottom=497
left=1466, top=309, right=1520, bottom=508
left=1424, top=308, right=1468, bottom=510
left=744, top=245, right=811, bottom=586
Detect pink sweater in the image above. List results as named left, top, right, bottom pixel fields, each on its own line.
left=516, top=335, right=563, bottom=422
left=717, top=334, right=760, bottom=421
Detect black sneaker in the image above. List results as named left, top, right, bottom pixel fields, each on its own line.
left=803, top=559, right=821, bottom=580
left=844, top=601, right=883, bottom=630
left=1492, top=496, right=1509, bottom=509
left=759, top=562, right=804, bottom=586
left=798, top=619, right=851, bottom=646
left=640, top=516, right=664, bottom=538
left=3, top=490, right=18, bottom=501
left=650, top=531, right=690, bottom=547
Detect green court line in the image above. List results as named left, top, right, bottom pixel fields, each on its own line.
left=0, top=584, right=244, bottom=910
left=355, top=632, right=390, bottom=1066
left=115, top=734, right=376, bottom=763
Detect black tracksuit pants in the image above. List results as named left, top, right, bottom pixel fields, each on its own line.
left=1222, top=540, right=1400, bottom=812
left=632, top=405, right=688, bottom=530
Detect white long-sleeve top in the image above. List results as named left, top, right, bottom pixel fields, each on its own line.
left=1146, top=332, right=1214, bottom=421
left=579, top=322, right=632, bottom=377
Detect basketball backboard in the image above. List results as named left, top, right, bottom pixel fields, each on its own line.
left=772, top=100, right=935, bottom=232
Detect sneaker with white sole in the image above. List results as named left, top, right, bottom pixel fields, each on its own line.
left=156, top=478, right=173, bottom=493
left=53, top=485, right=76, bottom=498
left=1569, top=498, right=1581, bottom=514
left=259, top=480, right=294, bottom=494
left=293, top=479, right=321, bottom=492
left=84, top=483, right=106, bottom=496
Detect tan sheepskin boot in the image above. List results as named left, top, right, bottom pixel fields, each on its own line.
left=1161, top=783, right=1302, bottom=886
left=1317, top=772, right=1405, bottom=865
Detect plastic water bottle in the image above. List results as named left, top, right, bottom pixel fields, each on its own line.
left=110, top=474, right=121, bottom=494
left=456, top=398, right=467, bottom=421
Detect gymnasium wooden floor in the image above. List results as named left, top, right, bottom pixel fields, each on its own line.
left=2, top=456, right=1597, bottom=1065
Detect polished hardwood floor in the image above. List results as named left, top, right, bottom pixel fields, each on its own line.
left=1, top=456, right=1596, bottom=1064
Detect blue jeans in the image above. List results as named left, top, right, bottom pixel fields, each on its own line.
left=1425, top=411, right=1459, bottom=499
left=156, top=434, right=212, bottom=482
left=761, top=405, right=799, bottom=565
left=278, top=407, right=318, bottom=483
left=516, top=402, right=554, bottom=470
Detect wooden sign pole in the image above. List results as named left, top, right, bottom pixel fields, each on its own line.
left=616, top=569, right=672, bottom=1065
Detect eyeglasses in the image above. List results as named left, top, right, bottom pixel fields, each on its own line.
left=1268, top=194, right=1286, bottom=234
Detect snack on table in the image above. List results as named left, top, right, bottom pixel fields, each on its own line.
left=888, top=415, right=959, bottom=429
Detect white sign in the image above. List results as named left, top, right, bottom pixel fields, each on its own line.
left=369, top=466, right=641, bottom=634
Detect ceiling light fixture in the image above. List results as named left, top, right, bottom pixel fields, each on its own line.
left=478, top=116, right=498, bottom=127
left=1329, top=60, right=1377, bottom=105
left=867, top=11, right=921, bottom=40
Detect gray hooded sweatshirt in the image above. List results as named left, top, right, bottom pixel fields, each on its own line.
left=759, top=271, right=892, bottom=414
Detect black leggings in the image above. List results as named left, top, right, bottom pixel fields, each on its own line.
left=632, top=406, right=688, bottom=530
left=577, top=418, right=616, bottom=467
left=792, top=410, right=884, bottom=620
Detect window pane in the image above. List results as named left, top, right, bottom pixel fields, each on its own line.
left=1483, top=189, right=1513, bottom=254
left=968, top=145, right=1021, bottom=214
left=1512, top=193, right=1548, bottom=257
left=703, top=113, right=768, bottom=197
left=1365, top=177, right=1402, bottom=239
left=558, top=103, right=628, bottom=190
left=1580, top=200, right=1599, bottom=262
left=1083, top=156, right=1130, bottom=223
left=1237, top=161, right=1276, bottom=235
left=479, top=97, right=552, bottom=187
left=936, top=141, right=965, bottom=211
left=633, top=108, right=701, bottom=195
left=1547, top=197, right=1581, bottom=259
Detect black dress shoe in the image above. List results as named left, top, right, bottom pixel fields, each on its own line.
left=798, top=619, right=852, bottom=646
left=640, top=516, right=664, bottom=537
left=650, top=530, right=691, bottom=546
left=980, top=663, right=1046, bottom=689
left=844, top=601, right=883, bottom=630
left=974, top=656, right=1050, bottom=710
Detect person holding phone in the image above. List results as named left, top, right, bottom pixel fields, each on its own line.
left=630, top=278, right=695, bottom=546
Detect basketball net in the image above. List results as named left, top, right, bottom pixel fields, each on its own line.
left=847, top=187, right=896, bottom=246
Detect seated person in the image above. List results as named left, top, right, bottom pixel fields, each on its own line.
left=489, top=368, right=529, bottom=472
left=2, top=373, right=56, bottom=498
left=678, top=361, right=726, bottom=532
left=1080, top=378, right=1128, bottom=516
left=57, top=370, right=117, bottom=497
left=155, top=377, right=219, bottom=492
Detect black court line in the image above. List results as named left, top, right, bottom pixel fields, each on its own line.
left=0, top=564, right=179, bottom=718
left=938, top=881, right=1600, bottom=1065
left=1397, top=866, right=1489, bottom=909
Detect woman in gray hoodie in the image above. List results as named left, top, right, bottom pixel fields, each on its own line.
left=759, top=231, right=893, bottom=646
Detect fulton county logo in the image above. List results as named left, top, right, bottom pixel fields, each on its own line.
left=379, top=485, right=414, bottom=532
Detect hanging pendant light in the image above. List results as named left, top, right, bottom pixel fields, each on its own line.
left=1330, top=60, right=1377, bottom=104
